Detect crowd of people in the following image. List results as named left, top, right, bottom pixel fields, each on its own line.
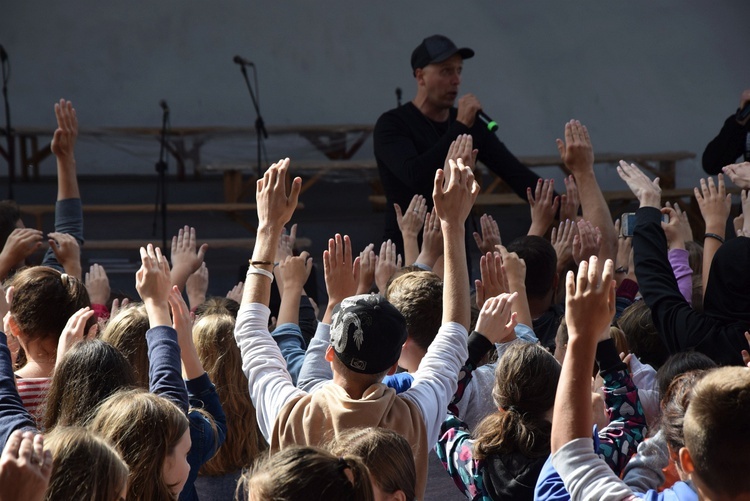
left=3, top=38, right=750, bottom=501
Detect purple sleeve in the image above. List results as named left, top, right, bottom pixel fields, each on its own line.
left=667, top=248, right=693, bottom=306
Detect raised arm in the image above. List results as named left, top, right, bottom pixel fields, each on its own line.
left=402, top=156, right=476, bottom=446
left=694, top=174, right=732, bottom=293
left=42, top=100, right=84, bottom=271
left=549, top=257, right=634, bottom=499
left=136, top=244, right=189, bottom=413
left=234, top=158, right=305, bottom=441
left=527, top=178, right=560, bottom=237
left=395, top=195, right=427, bottom=265
left=556, top=120, right=617, bottom=262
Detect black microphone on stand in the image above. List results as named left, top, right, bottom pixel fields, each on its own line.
left=233, top=55, right=254, bottom=67
left=159, top=99, right=169, bottom=113
left=0, top=43, right=13, bottom=199
left=395, top=87, right=402, bottom=107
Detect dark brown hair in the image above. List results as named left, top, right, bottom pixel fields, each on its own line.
left=659, top=370, right=707, bottom=457
left=10, top=266, right=91, bottom=342
left=43, top=339, right=136, bottom=430
left=617, top=300, right=669, bottom=369
left=474, top=342, right=560, bottom=460
left=242, top=446, right=374, bottom=501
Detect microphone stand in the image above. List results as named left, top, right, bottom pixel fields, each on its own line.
left=152, top=104, right=170, bottom=250
left=1, top=51, right=13, bottom=200
left=238, top=63, right=267, bottom=178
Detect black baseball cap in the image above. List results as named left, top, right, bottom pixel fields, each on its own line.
left=411, top=34, right=474, bottom=71
left=330, top=294, right=407, bottom=375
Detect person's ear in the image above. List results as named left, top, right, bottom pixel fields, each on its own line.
left=386, top=361, right=399, bottom=376
left=390, top=490, right=407, bottom=501
left=415, top=68, right=425, bottom=86
left=325, top=345, right=334, bottom=363
left=679, top=447, right=695, bottom=475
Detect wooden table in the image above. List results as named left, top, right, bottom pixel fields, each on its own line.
left=1, top=124, right=373, bottom=181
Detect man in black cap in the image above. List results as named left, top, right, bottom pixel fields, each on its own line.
left=374, top=34, right=542, bottom=255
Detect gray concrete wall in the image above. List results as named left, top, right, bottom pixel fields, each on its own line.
left=2, top=1, right=750, bottom=184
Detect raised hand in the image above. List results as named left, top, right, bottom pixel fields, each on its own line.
left=665, top=201, right=693, bottom=242
left=565, top=256, right=616, bottom=343
left=50, top=99, right=78, bottom=163
left=472, top=213, right=502, bottom=255
left=226, top=281, right=244, bottom=303
left=136, top=244, right=172, bottom=327
left=443, top=133, right=478, bottom=172
left=356, top=243, right=376, bottom=295
left=170, top=226, right=208, bottom=291
left=323, top=234, right=360, bottom=322
left=47, top=232, right=81, bottom=279
left=85, top=263, right=110, bottom=305
left=695, top=174, right=732, bottom=230
left=556, top=120, right=594, bottom=175
left=559, top=175, right=580, bottom=222
left=416, top=208, right=444, bottom=269
left=0, top=430, right=52, bottom=501
left=56, top=307, right=96, bottom=366
left=0, top=229, right=43, bottom=279
left=551, top=219, right=575, bottom=272
left=660, top=207, right=685, bottom=250
left=572, top=220, right=602, bottom=265
left=474, top=292, right=518, bottom=344
left=256, top=157, right=302, bottom=231
left=616, top=161, right=661, bottom=208
left=433, top=157, right=480, bottom=228
left=279, top=252, right=313, bottom=296
left=395, top=195, right=427, bottom=239
left=185, top=262, right=209, bottom=310
left=109, top=297, right=129, bottom=320
left=742, top=190, right=750, bottom=237
left=741, top=332, right=750, bottom=367
left=527, top=178, right=560, bottom=236
left=723, top=162, right=750, bottom=189
left=275, top=224, right=297, bottom=263
left=475, top=251, right=508, bottom=309
left=375, top=239, right=402, bottom=293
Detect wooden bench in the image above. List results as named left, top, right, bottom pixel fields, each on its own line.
left=19, top=202, right=303, bottom=232
left=83, top=237, right=312, bottom=251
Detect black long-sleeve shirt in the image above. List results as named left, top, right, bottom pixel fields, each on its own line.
left=633, top=206, right=748, bottom=365
left=702, top=113, right=750, bottom=174
left=374, top=102, right=541, bottom=249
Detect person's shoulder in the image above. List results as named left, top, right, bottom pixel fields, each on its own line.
left=376, top=103, right=417, bottom=127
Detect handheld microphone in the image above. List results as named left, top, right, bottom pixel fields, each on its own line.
left=395, top=87, right=402, bottom=106
left=0, top=45, right=6, bottom=62
left=477, top=110, right=498, bottom=132
left=233, top=55, right=254, bottom=66
left=159, top=100, right=169, bottom=113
